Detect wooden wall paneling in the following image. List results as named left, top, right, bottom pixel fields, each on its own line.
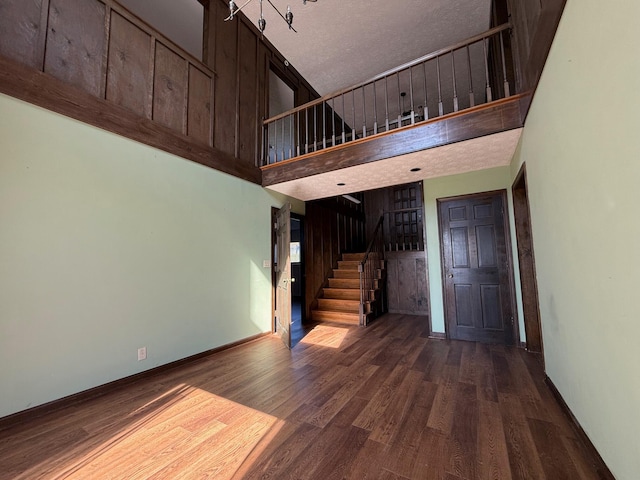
left=256, top=44, right=269, bottom=166
left=153, top=42, right=188, bottom=133
left=237, top=20, right=258, bottom=164
left=106, top=12, right=152, bottom=118
left=212, top=0, right=238, bottom=156
left=0, top=0, right=49, bottom=70
left=187, top=65, right=213, bottom=146
left=386, top=251, right=429, bottom=316
left=44, top=0, right=106, bottom=97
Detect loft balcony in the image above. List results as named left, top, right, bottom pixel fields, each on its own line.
left=261, top=24, right=528, bottom=201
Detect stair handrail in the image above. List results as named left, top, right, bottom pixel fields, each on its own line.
left=358, top=215, right=385, bottom=326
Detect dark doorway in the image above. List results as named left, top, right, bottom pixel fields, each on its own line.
left=438, top=190, right=517, bottom=345
left=289, top=214, right=306, bottom=346
left=512, top=164, right=543, bottom=353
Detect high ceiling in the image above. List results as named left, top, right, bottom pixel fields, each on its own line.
left=239, top=0, right=492, bottom=95
left=117, top=0, right=519, bottom=201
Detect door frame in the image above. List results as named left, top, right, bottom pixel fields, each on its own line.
left=512, top=164, right=543, bottom=354
left=437, top=189, right=520, bottom=345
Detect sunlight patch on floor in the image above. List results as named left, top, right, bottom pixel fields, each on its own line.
left=299, top=324, right=350, bottom=348
left=21, top=384, right=280, bottom=479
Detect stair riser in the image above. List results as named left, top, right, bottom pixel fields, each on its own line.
left=341, top=253, right=365, bottom=262
left=323, top=289, right=361, bottom=300
left=333, top=269, right=360, bottom=279
left=337, top=261, right=360, bottom=270
left=317, top=299, right=361, bottom=313
left=328, top=278, right=360, bottom=289
left=311, top=310, right=360, bottom=325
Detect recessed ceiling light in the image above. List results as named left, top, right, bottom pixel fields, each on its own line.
left=410, top=167, right=421, bottom=172
left=337, top=182, right=346, bottom=186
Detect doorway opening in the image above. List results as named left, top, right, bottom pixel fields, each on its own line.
left=271, top=206, right=307, bottom=348
left=512, top=164, right=543, bottom=354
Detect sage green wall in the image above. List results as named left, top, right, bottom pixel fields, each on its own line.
left=510, top=0, right=640, bottom=477
left=0, top=94, right=303, bottom=418
left=423, top=166, right=525, bottom=341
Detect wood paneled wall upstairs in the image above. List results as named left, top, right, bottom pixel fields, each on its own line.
left=501, top=0, right=567, bottom=108
left=202, top=0, right=320, bottom=165
left=0, top=0, right=318, bottom=183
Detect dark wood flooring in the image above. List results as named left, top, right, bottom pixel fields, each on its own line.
left=0, top=314, right=607, bottom=479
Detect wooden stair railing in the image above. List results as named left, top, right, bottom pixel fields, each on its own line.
left=359, top=215, right=386, bottom=326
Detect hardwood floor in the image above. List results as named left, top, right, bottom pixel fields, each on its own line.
left=0, top=314, right=607, bottom=479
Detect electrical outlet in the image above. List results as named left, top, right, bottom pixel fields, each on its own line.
left=137, top=347, right=147, bottom=361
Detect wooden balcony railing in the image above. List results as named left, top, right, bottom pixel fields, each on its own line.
left=261, top=23, right=514, bottom=166
left=0, top=0, right=215, bottom=147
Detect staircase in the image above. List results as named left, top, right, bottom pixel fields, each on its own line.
left=311, top=253, right=385, bottom=326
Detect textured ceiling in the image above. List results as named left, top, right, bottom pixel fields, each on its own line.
left=239, top=0, right=492, bottom=95
left=265, top=128, right=523, bottom=201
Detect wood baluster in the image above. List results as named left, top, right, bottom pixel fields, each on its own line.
left=281, top=117, right=285, bottom=160
left=467, top=44, right=475, bottom=107
left=409, top=67, right=415, bottom=124
left=500, top=31, right=510, bottom=97
left=341, top=93, right=346, bottom=144
left=396, top=73, right=402, bottom=127
left=483, top=38, right=493, bottom=103
left=322, top=100, right=327, bottom=149
left=351, top=89, right=356, bottom=141
left=289, top=114, right=293, bottom=159
left=384, top=76, right=390, bottom=132
left=373, top=80, right=378, bottom=134
left=313, top=103, right=317, bottom=151
left=423, top=61, right=429, bottom=120
left=451, top=51, right=459, bottom=112
left=296, top=110, right=300, bottom=156
left=304, top=107, right=309, bottom=154
left=436, top=56, right=443, bottom=116
left=362, top=86, right=366, bottom=138
left=331, top=97, right=336, bottom=148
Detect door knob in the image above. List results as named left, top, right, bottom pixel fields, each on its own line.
left=447, top=274, right=453, bottom=278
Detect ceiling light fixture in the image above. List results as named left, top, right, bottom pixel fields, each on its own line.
left=342, top=194, right=361, bottom=204
left=226, top=0, right=315, bottom=34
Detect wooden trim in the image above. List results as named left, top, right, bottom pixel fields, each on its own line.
left=0, top=332, right=271, bottom=433
left=0, top=54, right=261, bottom=184
left=512, top=163, right=544, bottom=354
left=428, top=332, right=447, bottom=340
left=544, top=375, right=616, bottom=480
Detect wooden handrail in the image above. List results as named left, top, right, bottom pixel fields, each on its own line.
left=361, top=215, right=384, bottom=267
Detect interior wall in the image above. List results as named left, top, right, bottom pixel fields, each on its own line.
left=0, top=93, right=303, bottom=419
left=423, top=166, right=525, bottom=340
left=509, top=0, right=640, bottom=477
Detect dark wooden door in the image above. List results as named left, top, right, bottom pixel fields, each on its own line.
left=275, top=203, right=292, bottom=349
left=438, top=191, right=515, bottom=344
